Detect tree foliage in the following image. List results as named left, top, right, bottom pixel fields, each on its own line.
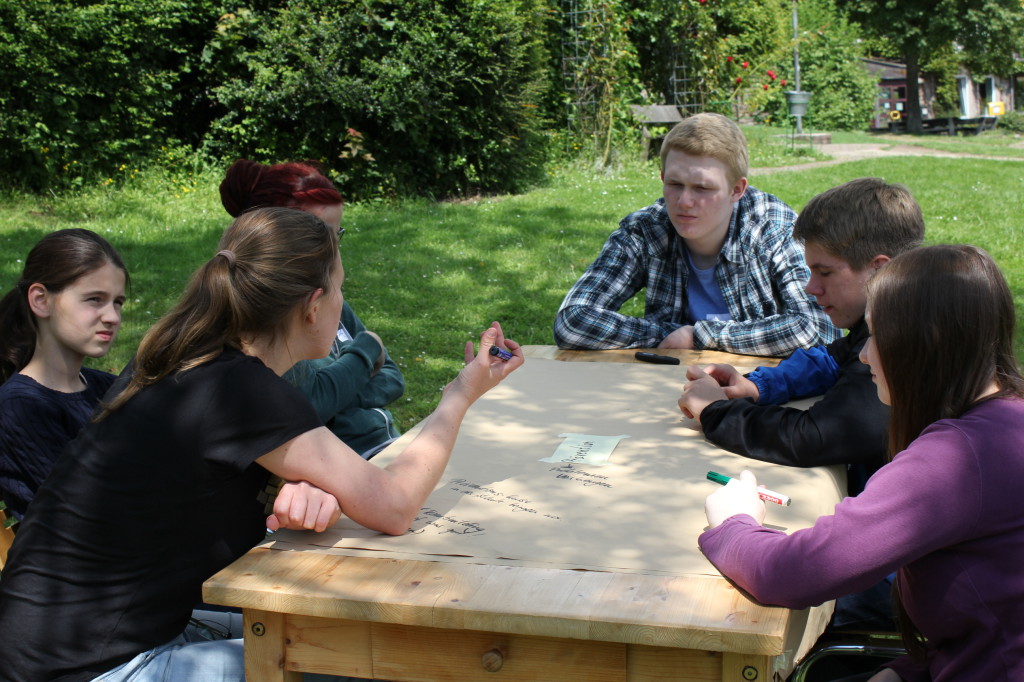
left=836, top=0, right=1024, bottom=131
left=0, top=0, right=222, bottom=190
left=621, top=0, right=790, bottom=115
left=1, top=0, right=973, bottom=196
left=557, top=1, right=642, bottom=166
left=756, top=0, right=878, bottom=130
left=203, top=0, right=554, bottom=200
left=618, top=0, right=873, bottom=130
left=0, top=0, right=554, bottom=198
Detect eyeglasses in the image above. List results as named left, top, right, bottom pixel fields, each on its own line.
left=337, top=226, right=346, bottom=240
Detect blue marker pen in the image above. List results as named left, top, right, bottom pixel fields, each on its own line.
left=489, top=346, right=513, bottom=361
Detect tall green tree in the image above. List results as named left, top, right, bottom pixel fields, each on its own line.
left=835, top=0, right=1024, bottom=132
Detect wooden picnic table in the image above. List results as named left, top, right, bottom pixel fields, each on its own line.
left=893, top=115, right=998, bottom=136
left=203, top=346, right=840, bottom=682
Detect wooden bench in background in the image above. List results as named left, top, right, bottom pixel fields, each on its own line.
left=956, top=116, right=998, bottom=135
left=629, top=104, right=683, bottom=161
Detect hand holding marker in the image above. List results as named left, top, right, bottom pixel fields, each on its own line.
left=707, top=471, right=791, bottom=506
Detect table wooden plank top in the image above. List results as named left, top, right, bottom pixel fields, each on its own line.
left=204, top=546, right=804, bottom=654
left=203, top=345, right=835, bottom=678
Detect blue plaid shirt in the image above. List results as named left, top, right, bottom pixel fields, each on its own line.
left=553, top=188, right=838, bottom=356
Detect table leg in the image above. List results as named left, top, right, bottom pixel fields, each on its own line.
left=243, top=609, right=302, bottom=682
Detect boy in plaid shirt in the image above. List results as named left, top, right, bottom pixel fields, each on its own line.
left=554, top=113, right=836, bottom=357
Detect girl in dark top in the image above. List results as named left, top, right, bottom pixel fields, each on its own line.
left=0, top=207, right=522, bottom=681
left=0, top=229, right=128, bottom=520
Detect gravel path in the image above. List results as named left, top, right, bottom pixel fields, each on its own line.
left=750, top=139, right=1024, bottom=175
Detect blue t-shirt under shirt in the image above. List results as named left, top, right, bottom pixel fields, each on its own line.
left=686, top=251, right=732, bottom=323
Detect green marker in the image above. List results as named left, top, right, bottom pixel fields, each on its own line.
left=706, top=471, right=792, bottom=506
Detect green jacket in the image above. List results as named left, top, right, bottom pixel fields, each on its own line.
left=284, top=302, right=405, bottom=455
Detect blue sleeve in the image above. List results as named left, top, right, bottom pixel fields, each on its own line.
left=748, top=346, right=839, bottom=405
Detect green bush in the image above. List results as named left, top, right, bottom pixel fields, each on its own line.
left=202, top=0, right=553, bottom=201
left=998, top=111, right=1024, bottom=133
left=0, top=0, right=222, bottom=191
left=622, top=0, right=790, bottom=117
left=616, top=0, right=875, bottom=131
left=755, top=0, right=878, bottom=130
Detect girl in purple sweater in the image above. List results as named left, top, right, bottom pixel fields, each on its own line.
left=699, top=244, right=1024, bottom=682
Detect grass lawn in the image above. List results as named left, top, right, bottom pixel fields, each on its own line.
left=2, top=128, right=1023, bottom=428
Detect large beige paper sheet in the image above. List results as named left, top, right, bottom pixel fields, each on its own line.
left=267, top=358, right=844, bottom=577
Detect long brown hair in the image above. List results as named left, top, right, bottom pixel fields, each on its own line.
left=101, top=207, right=337, bottom=416
left=866, top=244, right=1024, bottom=657
left=867, top=244, right=1024, bottom=457
left=0, top=229, right=128, bottom=384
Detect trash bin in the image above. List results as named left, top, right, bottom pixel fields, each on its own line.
left=785, top=91, right=811, bottom=117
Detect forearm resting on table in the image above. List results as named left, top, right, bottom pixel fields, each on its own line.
left=258, top=391, right=473, bottom=536
left=374, top=392, right=473, bottom=529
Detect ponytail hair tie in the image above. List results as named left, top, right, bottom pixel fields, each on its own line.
left=216, top=249, right=237, bottom=268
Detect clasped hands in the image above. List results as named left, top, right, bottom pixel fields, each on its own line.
left=678, top=362, right=760, bottom=421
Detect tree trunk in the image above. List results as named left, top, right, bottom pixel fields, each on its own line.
left=904, top=49, right=924, bottom=134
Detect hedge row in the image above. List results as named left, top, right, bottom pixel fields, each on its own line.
left=1, top=0, right=879, bottom=199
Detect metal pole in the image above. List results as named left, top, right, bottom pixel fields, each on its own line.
left=792, top=0, right=802, bottom=134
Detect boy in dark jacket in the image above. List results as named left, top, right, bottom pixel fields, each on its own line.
left=678, top=177, right=923, bottom=493
left=678, top=177, right=925, bottom=631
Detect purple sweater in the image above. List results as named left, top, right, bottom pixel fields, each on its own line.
left=699, top=397, right=1024, bottom=682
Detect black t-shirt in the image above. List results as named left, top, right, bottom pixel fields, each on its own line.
left=0, top=348, right=322, bottom=682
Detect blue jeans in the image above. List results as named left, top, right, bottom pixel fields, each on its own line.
left=93, top=610, right=245, bottom=681
left=93, top=610, right=370, bottom=681
left=92, top=636, right=245, bottom=682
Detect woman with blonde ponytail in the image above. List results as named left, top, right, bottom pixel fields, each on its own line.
left=220, top=158, right=405, bottom=458
left=0, top=207, right=523, bottom=682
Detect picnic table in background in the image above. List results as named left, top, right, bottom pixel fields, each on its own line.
left=890, top=115, right=999, bottom=136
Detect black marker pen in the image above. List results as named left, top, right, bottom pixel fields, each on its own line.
left=634, top=351, right=680, bottom=365
left=490, top=346, right=513, bottom=361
